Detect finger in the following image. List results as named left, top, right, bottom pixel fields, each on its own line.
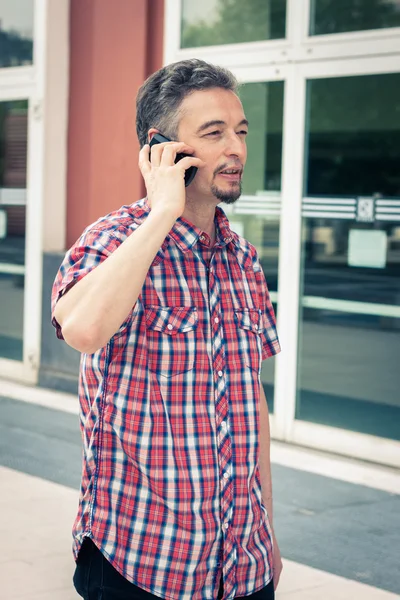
left=138, top=144, right=151, bottom=176
left=159, top=144, right=179, bottom=167
left=160, top=144, right=193, bottom=166
left=273, top=568, right=282, bottom=591
left=149, top=142, right=165, bottom=167
left=150, top=142, right=185, bottom=167
left=176, top=156, right=206, bottom=172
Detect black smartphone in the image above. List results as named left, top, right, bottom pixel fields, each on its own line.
left=149, top=133, right=198, bottom=187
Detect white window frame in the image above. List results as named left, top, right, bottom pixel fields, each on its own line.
left=0, top=0, right=69, bottom=384
left=164, top=0, right=400, bottom=467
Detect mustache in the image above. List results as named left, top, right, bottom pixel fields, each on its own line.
left=213, top=162, right=243, bottom=176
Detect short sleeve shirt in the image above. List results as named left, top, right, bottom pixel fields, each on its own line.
left=51, top=199, right=281, bottom=600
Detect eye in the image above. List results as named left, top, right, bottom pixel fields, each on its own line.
left=238, top=130, right=248, bottom=136
left=206, top=130, right=221, bottom=136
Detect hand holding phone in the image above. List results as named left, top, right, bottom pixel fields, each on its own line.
left=138, top=134, right=204, bottom=220
left=149, top=133, right=198, bottom=187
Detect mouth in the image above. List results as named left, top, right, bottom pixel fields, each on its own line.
left=217, top=168, right=242, bottom=182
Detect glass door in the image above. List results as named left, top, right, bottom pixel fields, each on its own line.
left=164, top=0, right=400, bottom=465
left=0, top=100, right=29, bottom=362
left=0, top=0, right=46, bottom=384
left=224, top=79, right=285, bottom=414
left=296, top=72, right=400, bottom=441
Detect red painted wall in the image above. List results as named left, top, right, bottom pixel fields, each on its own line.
left=67, top=0, right=164, bottom=247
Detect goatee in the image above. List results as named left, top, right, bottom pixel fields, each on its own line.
left=211, top=182, right=242, bottom=205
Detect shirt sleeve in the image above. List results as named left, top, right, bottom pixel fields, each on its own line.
left=252, top=252, right=281, bottom=361
left=51, top=228, right=125, bottom=340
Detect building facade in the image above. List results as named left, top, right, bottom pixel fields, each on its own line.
left=0, top=0, right=399, bottom=467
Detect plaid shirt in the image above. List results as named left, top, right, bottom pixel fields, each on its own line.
left=52, top=199, right=281, bottom=600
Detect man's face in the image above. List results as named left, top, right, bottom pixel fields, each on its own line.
left=177, top=88, right=248, bottom=205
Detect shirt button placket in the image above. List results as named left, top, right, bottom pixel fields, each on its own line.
left=208, top=259, right=235, bottom=593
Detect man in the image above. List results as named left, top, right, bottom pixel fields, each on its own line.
left=52, top=59, right=282, bottom=600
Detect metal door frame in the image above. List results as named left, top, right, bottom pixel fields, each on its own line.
left=0, top=0, right=69, bottom=384
left=0, top=0, right=45, bottom=383
left=165, top=0, right=400, bottom=466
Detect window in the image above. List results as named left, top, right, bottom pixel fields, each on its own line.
left=310, top=0, right=400, bottom=36
left=305, top=73, right=400, bottom=197
left=0, top=0, right=34, bottom=67
left=0, top=100, right=28, bottom=362
left=181, top=0, right=286, bottom=48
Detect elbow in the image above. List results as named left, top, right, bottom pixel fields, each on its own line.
left=61, top=319, right=105, bottom=354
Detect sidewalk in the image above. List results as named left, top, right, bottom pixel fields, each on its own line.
left=0, top=467, right=397, bottom=600
left=0, top=380, right=399, bottom=599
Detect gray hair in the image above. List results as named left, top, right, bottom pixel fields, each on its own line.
left=135, top=59, right=238, bottom=148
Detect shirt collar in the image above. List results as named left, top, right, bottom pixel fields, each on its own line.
left=132, top=199, right=239, bottom=254
left=170, top=206, right=239, bottom=253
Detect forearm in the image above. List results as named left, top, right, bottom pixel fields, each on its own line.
left=55, top=207, right=176, bottom=353
left=259, top=383, right=274, bottom=527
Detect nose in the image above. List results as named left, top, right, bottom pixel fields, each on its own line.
left=224, top=130, right=246, bottom=161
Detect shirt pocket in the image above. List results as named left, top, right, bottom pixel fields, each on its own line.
left=234, top=308, right=263, bottom=374
left=145, top=306, right=198, bottom=378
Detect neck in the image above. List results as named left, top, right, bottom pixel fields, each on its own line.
left=182, top=198, right=218, bottom=246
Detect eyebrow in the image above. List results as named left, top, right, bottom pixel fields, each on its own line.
left=196, top=118, right=249, bottom=134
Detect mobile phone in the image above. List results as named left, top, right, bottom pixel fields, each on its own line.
left=149, top=133, right=198, bottom=187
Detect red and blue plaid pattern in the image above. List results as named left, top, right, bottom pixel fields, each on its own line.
left=52, top=199, right=281, bottom=600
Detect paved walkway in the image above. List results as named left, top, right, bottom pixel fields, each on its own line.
left=0, top=467, right=397, bottom=600
left=0, top=380, right=399, bottom=599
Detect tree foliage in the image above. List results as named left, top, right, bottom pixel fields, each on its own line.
left=181, top=0, right=400, bottom=48
left=0, top=30, right=33, bottom=68
left=311, top=0, right=400, bottom=35
left=181, top=0, right=285, bottom=48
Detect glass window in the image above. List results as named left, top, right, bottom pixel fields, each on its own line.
left=226, top=81, right=284, bottom=412
left=181, top=0, right=286, bottom=48
left=0, top=0, right=34, bottom=68
left=305, top=73, right=400, bottom=197
left=240, top=81, right=284, bottom=195
left=0, top=100, right=28, bottom=362
left=298, top=72, right=400, bottom=440
left=310, top=0, right=400, bottom=36
left=296, top=218, right=400, bottom=440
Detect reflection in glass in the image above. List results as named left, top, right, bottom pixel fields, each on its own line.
left=230, top=80, right=284, bottom=412
left=310, top=0, right=400, bottom=36
left=181, top=0, right=286, bottom=48
left=305, top=74, right=400, bottom=197
left=0, top=0, right=34, bottom=67
left=229, top=215, right=279, bottom=413
left=0, top=100, right=28, bottom=362
left=302, top=220, right=400, bottom=306
left=240, top=82, right=284, bottom=195
left=297, top=217, right=400, bottom=440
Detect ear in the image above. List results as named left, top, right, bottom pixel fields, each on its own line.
left=148, top=128, right=160, bottom=143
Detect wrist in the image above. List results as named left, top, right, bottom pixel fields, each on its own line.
left=149, top=205, right=179, bottom=227
left=147, top=205, right=178, bottom=232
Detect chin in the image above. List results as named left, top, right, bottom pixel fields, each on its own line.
left=211, top=182, right=241, bottom=205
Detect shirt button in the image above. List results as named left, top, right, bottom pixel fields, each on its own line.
left=223, top=472, right=229, bottom=479
left=217, top=370, right=223, bottom=377
left=214, top=317, right=219, bottom=324
left=221, top=421, right=227, bottom=429
left=167, top=324, right=173, bottom=330
left=224, top=522, right=229, bottom=530
left=200, top=235, right=206, bottom=242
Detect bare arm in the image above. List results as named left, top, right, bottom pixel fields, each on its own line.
left=54, top=208, right=176, bottom=354
left=259, top=383, right=274, bottom=524
left=259, top=383, right=283, bottom=589
left=54, top=141, right=204, bottom=354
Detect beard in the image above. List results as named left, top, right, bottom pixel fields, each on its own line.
left=211, top=181, right=242, bottom=205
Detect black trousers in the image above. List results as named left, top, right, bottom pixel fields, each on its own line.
left=73, top=538, right=275, bottom=599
